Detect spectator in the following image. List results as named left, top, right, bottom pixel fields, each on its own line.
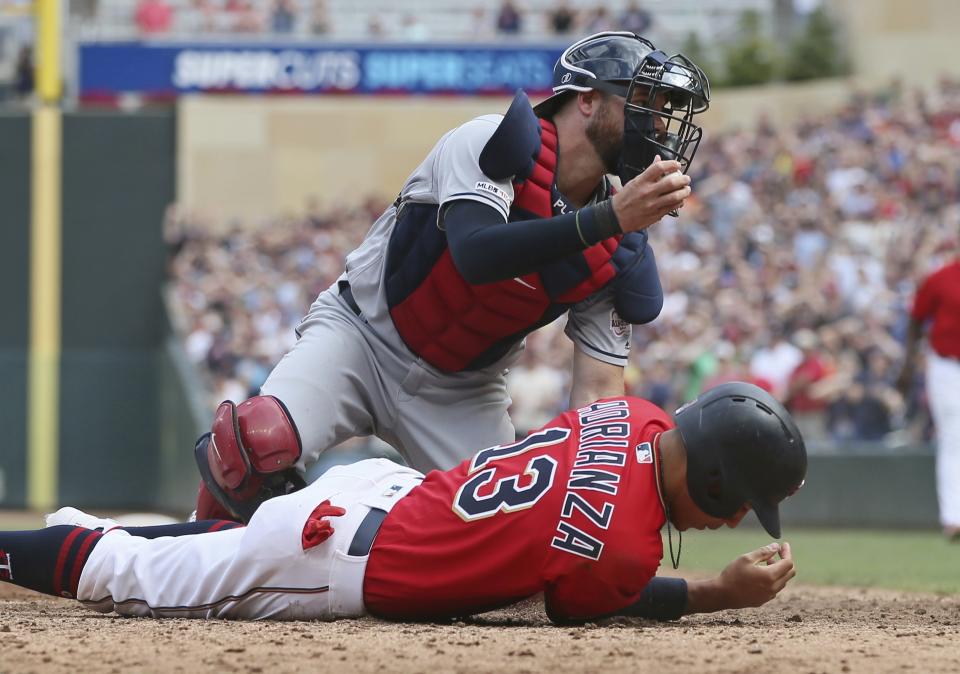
left=135, top=0, right=173, bottom=34
left=14, top=46, right=33, bottom=99
left=310, top=0, right=330, bottom=35
left=226, top=0, right=262, bottom=32
left=785, top=329, right=833, bottom=441
left=69, top=0, right=98, bottom=22
left=620, top=1, right=653, bottom=35
left=507, top=333, right=568, bottom=436
left=366, top=14, right=386, bottom=39
left=495, top=0, right=522, bottom=35
left=399, top=14, right=430, bottom=42
left=549, top=0, right=576, bottom=35
left=749, top=331, right=803, bottom=400
left=582, top=5, right=614, bottom=34
left=828, top=382, right=892, bottom=442
left=467, top=6, right=495, bottom=41
left=190, top=0, right=217, bottom=32
left=270, top=0, right=297, bottom=34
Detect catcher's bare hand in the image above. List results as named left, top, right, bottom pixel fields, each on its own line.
left=717, top=542, right=797, bottom=609
left=611, top=156, right=691, bottom=233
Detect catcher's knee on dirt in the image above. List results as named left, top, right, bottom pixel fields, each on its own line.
left=194, top=395, right=306, bottom=524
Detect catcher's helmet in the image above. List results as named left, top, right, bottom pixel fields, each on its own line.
left=534, top=31, right=710, bottom=186
left=674, top=382, right=807, bottom=538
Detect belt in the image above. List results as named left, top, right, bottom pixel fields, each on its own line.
left=338, top=280, right=362, bottom=317
left=347, top=507, right=387, bottom=556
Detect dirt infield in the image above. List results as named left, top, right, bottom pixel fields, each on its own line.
left=1, top=583, right=958, bottom=673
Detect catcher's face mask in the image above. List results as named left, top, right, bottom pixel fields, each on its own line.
left=589, top=50, right=710, bottom=186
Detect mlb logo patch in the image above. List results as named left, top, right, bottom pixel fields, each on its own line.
left=0, top=550, right=12, bottom=581
left=635, top=442, right=653, bottom=464
left=475, top=181, right=510, bottom=202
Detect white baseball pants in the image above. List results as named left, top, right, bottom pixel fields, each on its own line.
left=77, top=459, right=423, bottom=619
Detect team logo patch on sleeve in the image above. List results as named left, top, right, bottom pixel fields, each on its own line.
left=635, top=442, right=653, bottom=464
left=610, top=310, right=629, bottom=338
left=475, top=181, right=510, bottom=202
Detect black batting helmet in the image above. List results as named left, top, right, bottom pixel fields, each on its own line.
left=674, top=382, right=807, bottom=538
left=534, top=31, right=710, bottom=187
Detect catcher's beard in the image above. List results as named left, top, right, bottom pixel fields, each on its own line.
left=585, top=95, right=624, bottom=176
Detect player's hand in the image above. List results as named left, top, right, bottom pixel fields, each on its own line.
left=716, top=542, right=796, bottom=609
left=611, top=156, right=691, bottom=233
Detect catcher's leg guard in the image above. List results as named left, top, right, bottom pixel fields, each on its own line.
left=194, top=395, right=306, bottom=524
left=194, top=481, right=237, bottom=522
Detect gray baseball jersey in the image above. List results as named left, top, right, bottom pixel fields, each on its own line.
left=261, top=114, right=632, bottom=473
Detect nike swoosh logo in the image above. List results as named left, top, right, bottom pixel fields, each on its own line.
left=513, top=277, right=537, bottom=290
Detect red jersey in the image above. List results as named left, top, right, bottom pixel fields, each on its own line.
left=912, top=260, right=960, bottom=359
left=787, top=355, right=831, bottom=412
left=363, top=397, right=673, bottom=622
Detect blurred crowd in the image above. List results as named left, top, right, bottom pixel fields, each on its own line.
left=72, top=0, right=653, bottom=39
left=166, top=77, right=960, bottom=451
left=166, top=197, right=383, bottom=406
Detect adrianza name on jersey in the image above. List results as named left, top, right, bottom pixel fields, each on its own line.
left=551, top=400, right=632, bottom=561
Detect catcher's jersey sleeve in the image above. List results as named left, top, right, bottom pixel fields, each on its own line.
left=433, top=115, right=515, bottom=220
left=564, top=287, right=632, bottom=367
left=363, top=397, right=671, bottom=622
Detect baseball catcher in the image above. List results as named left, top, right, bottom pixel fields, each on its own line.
left=2, top=383, right=805, bottom=623
left=192, top=31, right=712, bottom=523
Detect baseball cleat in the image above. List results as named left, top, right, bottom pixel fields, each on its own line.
left=45, top=507, right=121, bottom=532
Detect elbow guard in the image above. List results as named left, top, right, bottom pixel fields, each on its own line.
left=612, top=234, right=663, bottom=325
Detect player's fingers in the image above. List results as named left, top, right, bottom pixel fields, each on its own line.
left=639, top=158, right=682, bottom=182
left=653, top=200, right=686, bottom=222
left=653, top=186, right=691, bottom=212
left=654, top=172, right=691, bottom=196
left=773, top=568, right=797, bottom=592
left=743, top=543, right=780, bottom=565
left=767, top=559, right=796, bottom=581
left=778, top=541, right=793, bottom=561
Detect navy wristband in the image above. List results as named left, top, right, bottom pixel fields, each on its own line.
left=621, top=577, right=688, bottom=621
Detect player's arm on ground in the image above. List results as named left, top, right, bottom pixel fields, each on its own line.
left=619, top=543, right=797, bottom=621
left=564, top=287, right=628, bottom=409
left=684, top=542, right=797, bottom=613
left=544, top=552, right=658, bottom=624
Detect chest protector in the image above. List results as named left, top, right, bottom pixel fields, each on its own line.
left=385, top=96, right=629, bottom=373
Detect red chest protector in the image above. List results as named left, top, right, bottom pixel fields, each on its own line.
left=387, top=118, right=621, bottom=373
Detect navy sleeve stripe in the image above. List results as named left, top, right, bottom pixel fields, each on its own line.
left=577, top=338, right=629, bottom=362
left=445, top=191, right=509, bottom=218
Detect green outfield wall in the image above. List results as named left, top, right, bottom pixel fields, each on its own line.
left=0, top=109, right=187, bottom=511
left=780, top=452, right=939, bottom=530
left=0, top=114, right=31, bottom=507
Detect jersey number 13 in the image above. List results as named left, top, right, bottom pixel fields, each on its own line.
left=452, top=428, right=570, bottom=521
